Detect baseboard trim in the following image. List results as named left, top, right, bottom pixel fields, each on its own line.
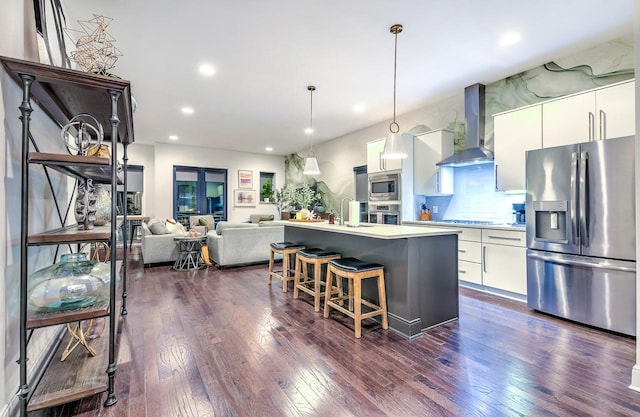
left=630, top=364, right=640, bottom=392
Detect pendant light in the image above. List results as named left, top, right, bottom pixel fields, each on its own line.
left=303, top=85, right=320, bottom=175
left=382, top=24, right=408, bottom=160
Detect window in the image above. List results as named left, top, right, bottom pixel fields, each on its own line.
left=174, top=166, right=227, bottom=227
left=259, top=172, right=275, bottom=202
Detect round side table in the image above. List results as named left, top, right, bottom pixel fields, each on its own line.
left=173, top=236, right=207, bottom=270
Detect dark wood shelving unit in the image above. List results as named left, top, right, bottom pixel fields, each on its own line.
left=1, top=55, right=134, bottom=416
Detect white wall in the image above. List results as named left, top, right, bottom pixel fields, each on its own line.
left=152, top=143, right=284, bottom=222
left=1, top=2, right=70, bottom=415
left=631, top=0, right=640, bottom=393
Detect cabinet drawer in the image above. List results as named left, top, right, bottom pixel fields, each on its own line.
left=457, top=226, right=481, bottom=242
left=482, top=229, right=525, bottom=247
left=458, top=240, right=481, bottom=263
left=458, top=260, right=482, bottom=285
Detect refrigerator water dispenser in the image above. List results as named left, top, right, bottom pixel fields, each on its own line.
left=533, top=200, right=567, bottom=242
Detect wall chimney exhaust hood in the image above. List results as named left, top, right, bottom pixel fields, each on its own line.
left=436, top=83, right=494, bottom=167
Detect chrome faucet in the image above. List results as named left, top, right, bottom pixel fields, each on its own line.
left=340, top=197, right=352, bottom=226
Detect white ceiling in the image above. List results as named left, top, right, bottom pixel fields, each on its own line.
left=63, top=0, right=633, bottom=155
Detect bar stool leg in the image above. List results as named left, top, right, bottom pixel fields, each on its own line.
left=354, top=275, right=362, bottom=338
left=323, top=268, right=334, bottom=318
left=293, top=254, right=303, bottom=299
left=268, top=248, right=275, bottom=285
left=313, top=260, right=322, bottom=312
left=377, top=271, right=388, bottom=330
left=282, top=252, right=290, bottom=293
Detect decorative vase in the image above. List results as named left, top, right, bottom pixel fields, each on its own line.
left=27, top=253, right=111, bottom=313
left=75, top=179, right=97, bottom=230
left=313, top=204, right=325, bottom=213
left=93, top=184, right=111, bottom=226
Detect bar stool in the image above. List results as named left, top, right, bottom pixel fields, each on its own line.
left=268, top=242, right=305, bottom=292
left=293, top=248, right=342, bottom=312
left=324, top=257, right=388, bottom=338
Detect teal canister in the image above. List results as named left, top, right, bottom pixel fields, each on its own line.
left=27, top=253, right=111, bottom=313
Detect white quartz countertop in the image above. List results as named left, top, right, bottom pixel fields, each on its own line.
left=404, top=220, right=525, bottom=231
left=279, top=220, right=460, bottom=240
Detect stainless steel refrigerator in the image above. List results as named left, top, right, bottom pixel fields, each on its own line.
left=525, top=135, right=636, bottom=336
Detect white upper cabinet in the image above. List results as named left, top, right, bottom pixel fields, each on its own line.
left=413, top=129, right=454, bottom=195
left=493, top=105, right=542, bottom=192
left=367, top=133, right=413, bottom=175
left=367, top=138, right=402, bottom=173
left=542, top=80, right=635, bottom=147
left=595, top=80, right=635, bottom=140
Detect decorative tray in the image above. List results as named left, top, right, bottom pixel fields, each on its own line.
left=288, top=219, right=325, bottom=223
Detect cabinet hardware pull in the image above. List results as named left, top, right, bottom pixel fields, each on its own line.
left=486, top=235, right=522, bottom=241
left=459, top=269, right=466, bottom=274
left=482, top=246, right=487, bottom=273
left=494, top=164, right=499, bottom=191
left=458, top=249, right=466, bottom=253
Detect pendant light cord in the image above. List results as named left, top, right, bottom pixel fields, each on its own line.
left=389, top=24, right=402, bottom=134
left=307, top=85, right=316, bottom=156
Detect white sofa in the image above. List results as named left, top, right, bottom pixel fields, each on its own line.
left=140, top=221, right=182, bottom=265
left=206, top=221, right=284, bottom=267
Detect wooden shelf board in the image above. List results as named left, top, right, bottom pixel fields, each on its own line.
left=27, top=318, right=112, bottom=411
left=29, top=152, right=123, bottom=184
left=28, top=224, right=113, bottom=245
left=27, top=303, right=110, bottom=330
left=0, top=56, right=135, bottom=145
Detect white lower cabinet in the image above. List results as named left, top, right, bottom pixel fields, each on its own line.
left=410, top=223, right=527, bottom=298
left=456, top=227, right=482, bottom=285
left=481, top=229, right=526, bottom=295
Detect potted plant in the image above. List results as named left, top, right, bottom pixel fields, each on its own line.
left=272, top=184, right=294, bottom=219
left=260, top=179, right=274, bottom=202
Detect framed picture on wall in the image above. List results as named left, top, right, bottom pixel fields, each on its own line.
left=238, top=170, right=253, bottom=189
left=233, top=189, right=257, bottom=207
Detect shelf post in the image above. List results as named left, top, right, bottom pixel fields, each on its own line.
left=18, top=74, right=34, bottom=417
left=121, top=141, right=129, bottom=315
left=105, top=89, right=121, bottom=407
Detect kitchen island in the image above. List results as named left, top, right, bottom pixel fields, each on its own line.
left=283, top=221, right=460, bottom=338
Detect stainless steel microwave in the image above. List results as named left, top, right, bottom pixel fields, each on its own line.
left=369, top=173, right=399, bottom=201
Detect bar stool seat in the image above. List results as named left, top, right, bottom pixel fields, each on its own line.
left=324, top=257, right=388, bottom=338
left=293, top=248, right=342, bottom=312
left=268, top=242, right=305, bottom=292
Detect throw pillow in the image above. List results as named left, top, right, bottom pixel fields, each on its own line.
left=148, top=222, right=170, bottom=235
left=199, top=218, right=212, bottom=229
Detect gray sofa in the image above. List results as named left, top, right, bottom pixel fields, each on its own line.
left=207, top=221, right=284, bottom=267
left=140, top=221, right=182, bottom=265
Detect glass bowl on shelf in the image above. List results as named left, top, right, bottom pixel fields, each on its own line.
left=27, top=253, right=111, bottom=313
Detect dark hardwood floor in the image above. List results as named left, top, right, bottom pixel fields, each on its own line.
left=34, top=246, right=639, bottom=417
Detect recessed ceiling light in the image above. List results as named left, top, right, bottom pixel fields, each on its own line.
left=198, top=63, right=215, bottom=76
left=304, top=127, right=314, bottom=134
left=169, top=135, right=179, bottom=140
left=265, top=147, right=273, bottom=152
left=499, top=31, right=521, bottom=47
left=354, top=104, right=366, bottom=113
left=181, top=106, right=194, bottom=115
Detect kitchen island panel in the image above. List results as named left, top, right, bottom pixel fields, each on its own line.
left=284, top=225, right=458, bottom=338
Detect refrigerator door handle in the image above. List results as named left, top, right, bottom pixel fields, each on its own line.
left=570, top=152, right=579, bottom=246
left=527, top=252, right=636, bottom=272
left=599, top=109, right=606, bottom=140
left=580, top=151, right=589, bottom=247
